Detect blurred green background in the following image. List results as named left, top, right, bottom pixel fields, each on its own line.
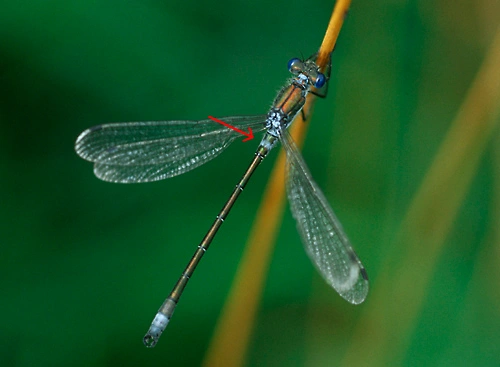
left=1, top=0, right=499, bottom=366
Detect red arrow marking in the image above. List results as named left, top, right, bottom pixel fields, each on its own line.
left=208, top=116, right=254, bottom=142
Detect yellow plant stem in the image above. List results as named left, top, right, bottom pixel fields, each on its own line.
left=203, top=1, right=352, bottom=366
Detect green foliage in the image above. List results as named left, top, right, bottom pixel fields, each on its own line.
left=1, top=0, right=498, bottom=366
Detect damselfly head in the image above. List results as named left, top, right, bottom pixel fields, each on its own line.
left=287, top=57, right=326, bottom=89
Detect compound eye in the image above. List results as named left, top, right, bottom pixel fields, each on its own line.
left=287, top=58, right=302, bottom=73
left=314, top=73, right=326, bottom=88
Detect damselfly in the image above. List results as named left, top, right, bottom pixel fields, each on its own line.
left=75, top=53, right=369, bottom=348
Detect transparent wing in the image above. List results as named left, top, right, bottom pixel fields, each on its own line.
left=280, top=130, right=368, bottom=304
left=75, top=115, right=267, bottom=183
